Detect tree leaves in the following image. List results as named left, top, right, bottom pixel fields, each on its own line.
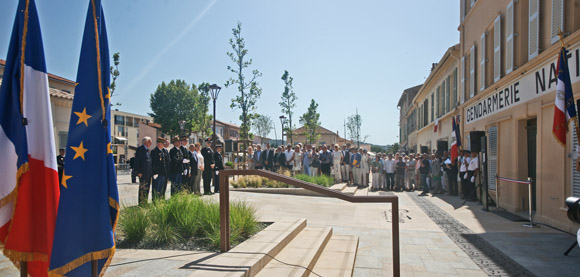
left=299, top=99, right=321, bottom=144
left=149, top=80, right=210, bottom=138
left=225, top=21, right=262, bottom=142
left=280, top=70, right=297, bottom=143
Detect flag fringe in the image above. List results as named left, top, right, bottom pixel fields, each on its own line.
left=3, top=249, right=47, bottom=262
left=48, top=247, right=115, bottom=277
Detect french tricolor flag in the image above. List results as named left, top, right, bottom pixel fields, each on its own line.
left=0, top=0, right=60, bottom=276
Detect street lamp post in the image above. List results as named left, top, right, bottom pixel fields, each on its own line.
left=279, top=115, right=287, bottom=146
left=178, top=120, right=185, bottom=137
left=209, top=84, right=222, bottom=151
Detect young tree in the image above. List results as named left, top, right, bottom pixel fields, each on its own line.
left=225, top=22, right=262, bottom=152
left=193, top=83, right=213, bottom=139
left=299, top=99, right=321, bottom=145
left=252, top=114, right=274, bottom=144
left=109, top=52, right=121, bottom=106
left=149, top=80, right=196, bottom=136
left=346, top=109, right=369, bottom=147
left=280, top=70, right=297, bottom=144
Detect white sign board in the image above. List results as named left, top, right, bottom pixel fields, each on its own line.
left=465, top=46, right=580, bottom=124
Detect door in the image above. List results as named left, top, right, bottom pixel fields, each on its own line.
left=527, top=119, right=537, bottom=211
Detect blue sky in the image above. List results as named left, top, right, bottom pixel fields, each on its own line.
left=0, top=0, right=459, bottom=145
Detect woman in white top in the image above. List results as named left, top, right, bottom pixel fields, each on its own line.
left=293, top=145, right=302, bottom=175
left=247, top=146, right=255, bottom=170
left=332, top=144, right=342, bottom=181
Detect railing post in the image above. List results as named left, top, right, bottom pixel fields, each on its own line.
left=523, top=177, right=539, bottom=228
left=220, top=171, right=230, bottom=252
left=392, top=198, right=400, bottom=277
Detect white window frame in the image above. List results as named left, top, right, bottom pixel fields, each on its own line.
left=480, top=32, right=487, bottom=91
left=494, top=15, right=502, bottom=82
left=551, top=0, right=564, bottom=44
left=506, top=1, right=514, bottom=74
left=470, top=45, right=476, bottom=98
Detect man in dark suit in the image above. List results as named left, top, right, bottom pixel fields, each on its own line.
left=180, top=136, right=190, bottom=187
left=161, top=140, right=170, bottom=196
left=201, top=138, right=215, bottom=195
left=151, top=137, right=168, bottom=201
left=169, top=136, right=184, bottom=195
left=263, top=143, right=274, bottom=171
left=187, top=144, right=198, bottom=194
left=135, top=136, right=153, bottom=205
left=57, top=148, right=65, bottom=185
left=254, top=144, right=263, bottom=169
left=341, top=144, right=350, bottom=183
left=213, top=145, right=225, bottom=193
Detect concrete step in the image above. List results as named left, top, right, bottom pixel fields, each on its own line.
left=309, top=235, right=359, bottom=277
left=341, top=186, right=358, bottom=195
left=256, top=227, right=333, bottom=277
left=354, top=187, right=368, bottom=197
left=187, top=218, right=307, bottom=276
left=329, top=183, right=348, bottom=191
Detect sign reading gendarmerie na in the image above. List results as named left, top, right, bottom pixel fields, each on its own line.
left=465, top=45, right=580, bottom=124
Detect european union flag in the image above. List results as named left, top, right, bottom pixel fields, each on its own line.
left=49, top=0, right=119, bottom=275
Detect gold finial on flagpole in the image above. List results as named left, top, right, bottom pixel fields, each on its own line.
left=558, top=28, right=565, bottom=48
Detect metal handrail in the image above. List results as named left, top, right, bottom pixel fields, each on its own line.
left=495, top=175, right=538, bottom=228
left=219, top=169, right=401, bottom=277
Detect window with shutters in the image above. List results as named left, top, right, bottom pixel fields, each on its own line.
left=442, top=82, right=446, bottom=116
left=58, top=131, right=68, bottom=150
left=551, top=0, right=564, bottom=44
left=571, top=128, right=580, bottom=197
left=431, top=93, right=434, bottom=122
left=480, top=32, right=487, bottom=91
left=461, top=57, right=466, bottom=103
left=506, top=1, right=514, bottom=74
left=494, top=15, right=502, bottom=82
left=487, top=126, right=498, bottom=190
left=470, top=45, right=476, bottom=98
left=446, top=75, right=451, bottom=113
left=453, top=68, right=458, bottom=109
left=461, top=0, right=466, bottom=21
left=436, top=86, right=440, bottom=118
left=529, top=0, right=540, bottom=59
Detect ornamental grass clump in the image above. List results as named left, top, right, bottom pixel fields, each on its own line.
left=117, top=193, right=260, bottom=250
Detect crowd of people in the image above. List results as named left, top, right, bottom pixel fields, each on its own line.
left=244, top=142, right=480, bottom=199
left=126, top=137, right=480, bottom=205
left=132, top=136, right=224, bottom=205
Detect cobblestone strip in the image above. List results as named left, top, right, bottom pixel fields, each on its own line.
left=408, top=193, right=536, bottom=276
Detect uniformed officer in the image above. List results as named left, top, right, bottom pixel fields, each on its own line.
left=161, top=139, right=170, bottom=196
left=135, top=137, right=153, bottom=205
left=180, top=136, right=191, bottom=188
left=201, top=138, right=215, bottom=195
left=57, top=148, right=65, bottom=185
left=169, top=136, right=184, bottom=195
left=213, top=144, right=225, bottom=193
left=151, top=137, right=168, bottom=201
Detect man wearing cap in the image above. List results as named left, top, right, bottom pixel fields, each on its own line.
left=57, top=148, right=65, bottom=185
left=135, top=136, right=153, bottom=205
left=180, top=136, right=191, bottom=187
left=459, top=150, right=471, bottom=199
left=151, top=137, right=168, bottom=201
left=201, top=138, right=215, bottom=195
left=213, top=144, right=225, bottom=193
left=162, top=139, right=170, bottom=196
left=187, top=143, right=198, bottom=194
left=169, top=136, right=184, bottom=195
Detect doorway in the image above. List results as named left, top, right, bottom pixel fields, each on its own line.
left=526, top=118, right=537, bottom=211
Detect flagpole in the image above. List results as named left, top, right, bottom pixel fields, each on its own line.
left=560, top=29, right=580, bottom=151
left=20, top=262, right=27, bottom=277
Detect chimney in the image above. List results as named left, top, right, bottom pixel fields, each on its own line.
left=431, top=63, right=438, bottom=71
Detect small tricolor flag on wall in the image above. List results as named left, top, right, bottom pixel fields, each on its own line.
left=552, top=46, right=578, bottom=146
left=0, top=0, right=60, bottom=276
left=434, top=118, right=439, bottom=133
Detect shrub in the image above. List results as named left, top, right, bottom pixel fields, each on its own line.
left=117, top=193, right=260, bottom=250
left=119, top=206, right=148, bottom=244
left=294, top=174, right=334, bottom=187
left=225, top=161, right=234, bottom=167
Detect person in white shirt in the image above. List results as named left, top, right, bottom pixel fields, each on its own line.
left=193, top=143, right=204, bottom=196
left=284, top=144, right=295, bottom=171
left=383, top=154, right=396, bottom=191
left=459, top=150, right=471, bottom=199
left=466, top=151, right=479, bottom=201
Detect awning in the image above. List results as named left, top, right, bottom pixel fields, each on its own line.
left=115, top=137, right=128, bottom=141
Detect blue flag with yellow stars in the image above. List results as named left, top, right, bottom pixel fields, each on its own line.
left=49, top=0, right=119, bottom=275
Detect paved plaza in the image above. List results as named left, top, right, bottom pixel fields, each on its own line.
left=1, top=173, right=579, bottom=276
